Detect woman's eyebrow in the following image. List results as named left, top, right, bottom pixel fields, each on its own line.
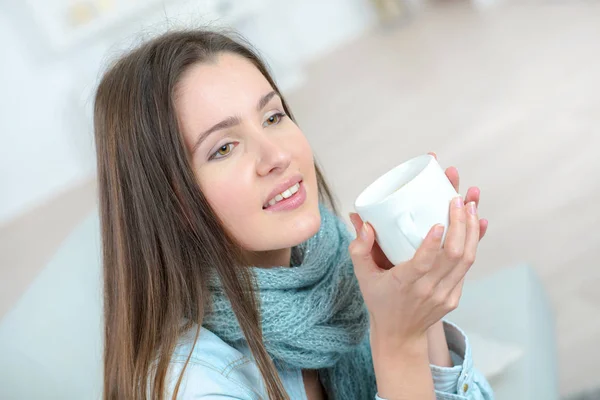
left=191, top=90, right=280, bottom=154
left=256, top=90, right=278, bottom=111
left=192, top=116, right=240, bottom=153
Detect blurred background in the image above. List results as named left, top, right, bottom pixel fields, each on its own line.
left=1, top=0, right=599, bottom=399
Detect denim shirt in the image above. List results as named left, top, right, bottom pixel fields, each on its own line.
left=167, top=320, right=494, bottom=399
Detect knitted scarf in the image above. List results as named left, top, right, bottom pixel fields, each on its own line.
left=202, top=202, right=377, bottom=399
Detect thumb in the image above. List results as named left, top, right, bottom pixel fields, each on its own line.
left=348, top=213, right=380, bottom=275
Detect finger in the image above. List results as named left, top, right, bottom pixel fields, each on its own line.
left=442, top=202, right=480, bottom=289
left=445, top=166, right=460, bottom=193
left=464, top=187, right=480, bottom=207
left=428, top=151, right=438, bottom=160
left=351, top=213, right=395, bottom=269
left=348, top=217, right=381, bottom=279
left=463, top=188, right=486, bottom=240
left=479, top=218, right=488, bottom=240
left=349, top=212, right=364, bottom=237
left=404, top=224, right=445, bottom=283
left=447, top=275, right=465, bottom=311
left=431, top=196, right=467, bottom=283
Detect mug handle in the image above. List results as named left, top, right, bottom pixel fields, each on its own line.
left=396, top=211, right=424, bottom=250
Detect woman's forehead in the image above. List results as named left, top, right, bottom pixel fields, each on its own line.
left=175, top=53, right=275, bottom=145
left=178, top=54, right=271, bottom=105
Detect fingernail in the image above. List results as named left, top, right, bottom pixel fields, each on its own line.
left=468, top=202, right=477, bottom=215
left=349, top=213, right=358, bottom=230
left=433, top=224, right=444, bottom=238
left=454, top=196, right=464, bottom=208
left=360, top=222, right=369, bottom=241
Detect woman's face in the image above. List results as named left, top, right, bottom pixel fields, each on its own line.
left=176, top=53, right=321, bottom=267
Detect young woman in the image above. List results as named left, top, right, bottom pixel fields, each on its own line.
left=94, top=29, right=494, bottom=400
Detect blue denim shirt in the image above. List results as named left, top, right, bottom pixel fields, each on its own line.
left=167, top=319, right=494, bottom=399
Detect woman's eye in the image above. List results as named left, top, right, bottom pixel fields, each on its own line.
left=263, top=112, right=286, bottom=127
left=210, top=143, right=235, bottom=160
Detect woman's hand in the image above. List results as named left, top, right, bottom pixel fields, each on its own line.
left=429, top=151, right=488, bottom=240
left=350, top=152, right=487, bottom=273
left=348, top=153, right=485, bottom=347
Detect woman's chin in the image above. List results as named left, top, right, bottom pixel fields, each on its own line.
left=266, top=206, right=321, bottom=249
left=293, top=202, right=321, bottom=238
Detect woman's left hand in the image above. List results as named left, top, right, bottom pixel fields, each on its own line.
left=349, top=152, right=490, bottom=366
left=348, top=152, right=488, bottom=272
left=426, top=151, right=488, bottom=367
left=428, top=151, right=488, bottom=239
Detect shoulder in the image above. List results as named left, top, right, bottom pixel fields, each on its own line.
left=166, top=326, right=265, bottom=399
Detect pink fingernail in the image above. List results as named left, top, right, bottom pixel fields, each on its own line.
left=454, top=196, right=464, bottom=208
left=468, top=202, right=477, bottom=215
left=433, top=225, right=444, bottom=238
left=360, top=223, right=369, bottom=241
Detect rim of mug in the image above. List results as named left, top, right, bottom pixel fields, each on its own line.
left=354, top=154, right=434, bottom=209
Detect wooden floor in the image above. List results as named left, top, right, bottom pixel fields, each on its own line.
left=287, top=1, right=600, bottom=396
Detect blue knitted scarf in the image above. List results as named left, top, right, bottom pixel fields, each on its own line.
left=202, top=202, right=377, bottom=399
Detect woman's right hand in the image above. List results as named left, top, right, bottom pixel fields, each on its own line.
left=348, top=196, right=480, bottom=350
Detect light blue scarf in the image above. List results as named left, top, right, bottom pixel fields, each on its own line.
left=203, top=202, right=377, bottom=399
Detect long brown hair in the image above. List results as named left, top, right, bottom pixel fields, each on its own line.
left=94, top=29, right=339, bottom=399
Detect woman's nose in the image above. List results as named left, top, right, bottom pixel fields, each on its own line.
left=254, top=132, right=292, bottom=176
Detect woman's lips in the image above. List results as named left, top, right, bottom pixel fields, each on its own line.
left=263, top=181, right=306, bottom=212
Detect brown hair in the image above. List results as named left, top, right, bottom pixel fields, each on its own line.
left=94, top=29, right=339, bottom=399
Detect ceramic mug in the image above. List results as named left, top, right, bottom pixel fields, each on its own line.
left=354, top=154, right=459, bottom=265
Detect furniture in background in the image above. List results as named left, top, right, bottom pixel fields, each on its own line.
left=449, top=264, right=560, bottom=400
left=0, top=212, right=559, bottom=399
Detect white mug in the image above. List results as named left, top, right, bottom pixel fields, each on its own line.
left=354, top=154, right=459, bottom=265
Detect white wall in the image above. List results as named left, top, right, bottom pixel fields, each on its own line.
left=0, top=0, right=375, bottom=225
left=0, top=1, right=375, bottom=397
left=0, top=11, right=96, bottom=225
left=0, top=212, right=103, bottom=399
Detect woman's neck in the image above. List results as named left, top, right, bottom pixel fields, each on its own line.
left=245, top=247, right=292, bottom=268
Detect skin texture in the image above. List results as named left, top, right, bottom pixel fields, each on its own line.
left=176, top=53, right=321, bottom=268
left=349, top=185, right=486, bottom=398
left=349, top=152, right=489, bottom=390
